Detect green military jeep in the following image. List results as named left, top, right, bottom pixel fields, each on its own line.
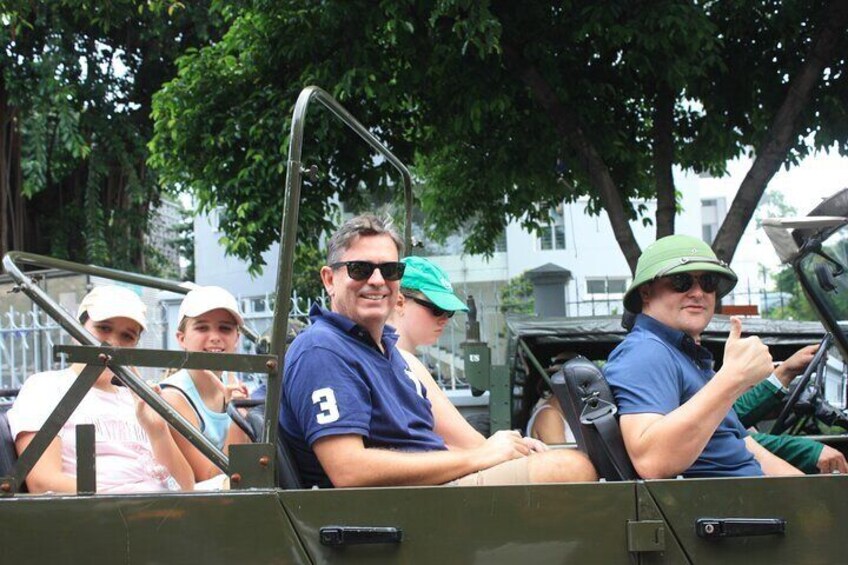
left=0, top=87, right=846, bottom=564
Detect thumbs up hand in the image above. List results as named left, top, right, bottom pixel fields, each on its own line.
left=720, top=316, right=773, bottom=389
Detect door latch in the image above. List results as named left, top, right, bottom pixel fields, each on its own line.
left=696, top=518, right=786, bottom=540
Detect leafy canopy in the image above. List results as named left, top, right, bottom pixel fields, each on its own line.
left=149, top=1, right=848, bottom=272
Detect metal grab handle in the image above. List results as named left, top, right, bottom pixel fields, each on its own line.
left=696, top=518, right=786, bottom=540
left=320, top=526, right=403, bottom=547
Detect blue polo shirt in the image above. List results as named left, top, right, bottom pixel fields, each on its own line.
left=604, top=314, right=763, bottom=478
left=280, top=305, right=446, bottom=487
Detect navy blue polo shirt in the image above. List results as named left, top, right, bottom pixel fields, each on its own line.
left=280, top=305, right=446, bottom=487
left=605, top=314, right=763, bottom=478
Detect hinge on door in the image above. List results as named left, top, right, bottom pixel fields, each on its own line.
left=627, top=520, right=666, bottom=553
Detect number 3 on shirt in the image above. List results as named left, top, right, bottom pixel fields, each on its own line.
left=312, top=387, right=340, bottom=424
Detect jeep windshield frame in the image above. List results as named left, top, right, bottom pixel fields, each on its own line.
left=796, top=222, right=848, bottom=359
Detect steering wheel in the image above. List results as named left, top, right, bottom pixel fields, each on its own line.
left=226, top=398, right=264, bottom=442
left=769, top=333, right=832, bottom=435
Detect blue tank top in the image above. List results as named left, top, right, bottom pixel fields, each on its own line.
left=160, top=369, right=231, bottom=450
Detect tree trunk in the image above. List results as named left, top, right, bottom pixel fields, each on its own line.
left=712, top=0, right=848, bottom=262
left=502, top=43, right=642, bottom=273
left=653, top=83, right=676, bottom=239
left=0, top=73, right=8, bottom=259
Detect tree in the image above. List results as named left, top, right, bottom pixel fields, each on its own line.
left=766, top=265, right=817, bottom=321
left=149, top=1, right=848, bottom=274
left=499, top=273, right=534, bottom=315
left=0, top=1, right=219, bottom=272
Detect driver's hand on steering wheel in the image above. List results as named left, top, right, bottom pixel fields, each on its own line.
left=774, top=344, right=821, bottom=388
left=816, top=445, right=848, bottom=474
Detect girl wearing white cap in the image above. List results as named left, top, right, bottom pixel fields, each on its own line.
left=160, top=286, right=250, bottom=481
left=7, top=285, right=194, bottom=493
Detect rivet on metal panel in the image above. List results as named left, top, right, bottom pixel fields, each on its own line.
left=230, top=473, right=242, bottom=484
left=259, top=456, right=270, bottom=467
left=0, top=482, right=11, bottom=492
left=266, top=360, right=277, bottom=371
left=98, top=353, right=111, bottom=363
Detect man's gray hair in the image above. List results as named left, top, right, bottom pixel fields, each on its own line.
left=326, top=213, right=404, bottom=265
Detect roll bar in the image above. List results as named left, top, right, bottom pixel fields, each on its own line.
left=264, top=85, right=414, bottom=451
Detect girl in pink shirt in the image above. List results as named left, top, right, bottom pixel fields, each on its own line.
left=7, top=286, right=194, bottom=493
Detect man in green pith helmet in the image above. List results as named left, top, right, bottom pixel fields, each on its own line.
left=605, top=234, right=812, bottom=479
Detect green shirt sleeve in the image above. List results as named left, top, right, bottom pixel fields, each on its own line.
left=734, top=380, right=784, bottom=428
left=750, top=432, right=824, bottom=474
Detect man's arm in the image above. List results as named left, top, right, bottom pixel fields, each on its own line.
left=734, top=381, right=784, bottom=428
left=744, top=436, right=803, bottom=476
left=620, top=374, right=747, bottom=478
left=400, top=350, right=485, bottom=450
left=773, top=344, right=820, bottom=387
left=735, top=344, right=820, bottom=426
left=619, top=317, right=774, bottom=479
left=312, top=431, right=531, bottom=487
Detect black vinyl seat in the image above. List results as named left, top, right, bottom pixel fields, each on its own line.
left=0, top=409, right=18, bottom=479
left=0, top=407, right=27, bottom=492
left=240, top=404, right=304, bottom=490
left=551, top=356, right=639, bottom=481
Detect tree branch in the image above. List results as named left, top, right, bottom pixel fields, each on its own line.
left=712, top=0, right=848, bottom=262
left=502, top=42, right=642, bottom=272
left=653, top=83, right=676, bottom=238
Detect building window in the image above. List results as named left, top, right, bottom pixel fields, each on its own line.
left=586, top=277, right=629, bottom=296
left=494, top=232, right=507, bottom=253
left=702, top=198, right=726, bottom=244
left=538, top=204, right=566, bottom=250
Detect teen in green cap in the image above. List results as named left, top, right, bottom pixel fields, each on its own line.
left=388, top=256, right=485, bottom=449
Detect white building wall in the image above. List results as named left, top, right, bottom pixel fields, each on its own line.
left=193, top=209, right=280, bottom=296
left=496, top=169, right=703, bottom=316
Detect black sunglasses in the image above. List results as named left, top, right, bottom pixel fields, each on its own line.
left=405, top=295, right=455, bottom=318
left=665, top=272, right=720, bottom=294
left=330, top=261, right=405, bottom=281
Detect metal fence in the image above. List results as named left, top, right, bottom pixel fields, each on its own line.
left=0, top=301, right=171, bottom=390
left=1, top=280, right=800, bottom=392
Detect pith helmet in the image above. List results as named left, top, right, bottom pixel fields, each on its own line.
left=623, top=234, right=737, bottom=312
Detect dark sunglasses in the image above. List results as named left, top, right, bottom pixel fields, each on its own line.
left=330, top=261, right=405, bottom=281
left=405, top=295, right=455, bottom=318
left=665, top=272, right=720, bottom=294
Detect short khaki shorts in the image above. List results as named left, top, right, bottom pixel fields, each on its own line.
left=449, top=457, right=530, bottom=487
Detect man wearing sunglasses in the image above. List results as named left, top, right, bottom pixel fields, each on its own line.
left=280, top=214, right=596, bottom=488
left=605, top=234, right=804, bottom=479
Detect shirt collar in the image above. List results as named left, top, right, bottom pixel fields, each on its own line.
left=308, top=304, right=398, bottom=351
left=634, top=313, right=713, bottom=367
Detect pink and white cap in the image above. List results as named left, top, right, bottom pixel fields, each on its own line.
left=77, top=286, right=148, bottom=331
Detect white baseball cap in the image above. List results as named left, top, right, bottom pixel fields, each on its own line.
left=77, top=286, right=148, bottom=331
left=178, top=286, right=244, bottom=327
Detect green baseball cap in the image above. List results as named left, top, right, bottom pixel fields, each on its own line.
left=623, top=234, right=737, bottom=312
left=401, top=256, right=469, bottom=312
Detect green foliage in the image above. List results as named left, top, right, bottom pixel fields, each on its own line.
left=2, top=1, right=220, bottom=271
left=764, top=265, right=817, bottom=321
left=147, top=1, right=848, bottom=271
left=292, top=243, right=326, bottom=301
left=499, top=273, right=534, bottom=315
left=172, top=212, right=196, bottom=281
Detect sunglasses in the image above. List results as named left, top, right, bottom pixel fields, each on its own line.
left=665, top=272, right=720, bottom=294
left=405, top=295, right=455, bottom=318
left=330, top=261, right=405, bottom=281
